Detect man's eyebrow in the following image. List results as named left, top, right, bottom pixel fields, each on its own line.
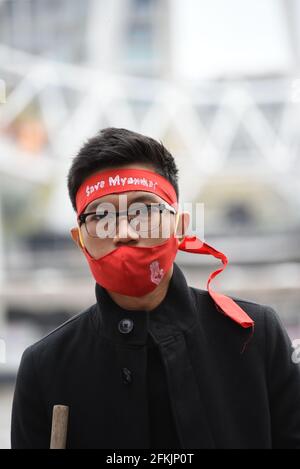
left=85, top=201, right=102, bottom=212
left=129, top=194, right=159, bottom=204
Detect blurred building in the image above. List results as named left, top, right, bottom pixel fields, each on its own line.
left=0, top=0, right=88, bottom=61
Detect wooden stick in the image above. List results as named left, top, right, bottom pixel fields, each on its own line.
left=50, top=405, right=69, bottom=449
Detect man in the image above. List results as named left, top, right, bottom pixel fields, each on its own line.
left=11, top=128, right=300, bottom=448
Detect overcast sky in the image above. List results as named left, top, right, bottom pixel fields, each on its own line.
left=171, top=0, right=294, bottom=80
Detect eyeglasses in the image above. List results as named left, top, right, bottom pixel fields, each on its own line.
left=78, top=202, right=177, bottom=238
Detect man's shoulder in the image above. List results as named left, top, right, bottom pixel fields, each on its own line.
left=188, top=286, right=292, bottom=359
left=189, top=285, right=279, bottom=327
left=23, top=303, right=97, bottom=360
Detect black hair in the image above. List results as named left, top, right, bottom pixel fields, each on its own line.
left=67, top=127, right=179, bottom=212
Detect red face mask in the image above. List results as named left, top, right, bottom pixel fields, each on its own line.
left=80, top=233, right=179, bottom=297
left=75, top=168, right=254, bottom=332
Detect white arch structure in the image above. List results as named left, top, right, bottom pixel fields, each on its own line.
left=0, top=40, right=299, bottom=262
left=0, top=43, right=299, bottom=197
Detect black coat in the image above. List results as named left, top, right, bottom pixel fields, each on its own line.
left=11, top=263, right=300, bottom=449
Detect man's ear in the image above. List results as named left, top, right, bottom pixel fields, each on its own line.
left=175, top=212, right=190, bottom=241
left=70, top=227, right=84, bottom=250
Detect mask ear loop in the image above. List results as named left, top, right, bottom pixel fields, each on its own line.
left=78, top=221, right=85, bottom=249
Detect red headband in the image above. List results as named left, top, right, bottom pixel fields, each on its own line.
left=75, top=168, right=177, bottom=215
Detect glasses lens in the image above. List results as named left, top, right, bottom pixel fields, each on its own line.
left=127, top=204, right=161, bottom=234
left=85, top=212, right=116, bottom=238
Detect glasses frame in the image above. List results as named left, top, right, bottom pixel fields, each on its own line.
left=78, top=202, right=177, bottom=238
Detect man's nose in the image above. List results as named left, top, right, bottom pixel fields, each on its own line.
left=113, top=217, right=139, bottom=244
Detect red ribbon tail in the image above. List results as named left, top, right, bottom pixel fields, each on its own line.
left=209, top=289, right=254, bottom=329
left=178, top=236, right=254, bottom=330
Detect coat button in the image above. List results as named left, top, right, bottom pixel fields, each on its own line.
left=118, top=318, right=134, bottom=334
left=121, top=367, right=132, bottom=385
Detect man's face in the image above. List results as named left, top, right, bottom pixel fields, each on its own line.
left=70, top=164, right=189, bottom=259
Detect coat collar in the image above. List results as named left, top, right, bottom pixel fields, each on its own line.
left=94, top=262, right=200, bottom=346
